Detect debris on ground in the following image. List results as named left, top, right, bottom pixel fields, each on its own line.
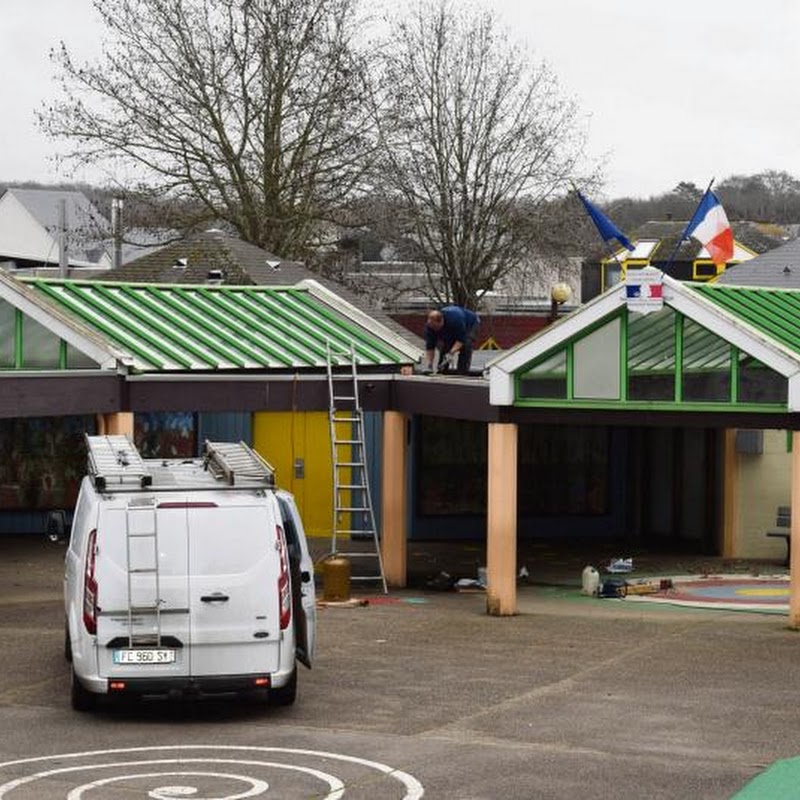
left=606, top=557, right=634, bottom=573
left=425, top=571, right=457, bottom=591
left=317, top=597, right=370, bottom=608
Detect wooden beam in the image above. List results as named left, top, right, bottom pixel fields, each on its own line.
left=381, top=411, right=408, bottom=588
left=789, top=432, right=800, bottom=628
left=486, top=422, right=518, bottom=616
left=721, top=429, right=739, bottom=558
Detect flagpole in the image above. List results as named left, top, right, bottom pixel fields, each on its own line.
left=572, top=184, right=629, bottom=285
left=662, top=178, right=715, bottom=275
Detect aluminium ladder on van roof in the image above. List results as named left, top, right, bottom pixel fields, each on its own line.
left=326, top=342, right=388, bottom=594
left=203, top=440, right=276, bottom=487
left=85, top=434, right=153, bottom=489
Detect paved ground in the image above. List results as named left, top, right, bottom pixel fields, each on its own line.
left=1, top=535, right=799, bottom=799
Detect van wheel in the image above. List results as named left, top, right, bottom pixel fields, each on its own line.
left=70, top=669, right=95, bottom=712
left=64, top=622, right=72, bottom=663
left=269, top=667, right=297, bottom=706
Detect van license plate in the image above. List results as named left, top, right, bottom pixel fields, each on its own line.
left=113, top=649, right=176, bottom=664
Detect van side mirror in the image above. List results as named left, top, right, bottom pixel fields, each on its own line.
left=45, top=510, right=67, bottom=543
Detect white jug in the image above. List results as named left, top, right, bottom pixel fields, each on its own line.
left=581, top=565, right=600, bottom=596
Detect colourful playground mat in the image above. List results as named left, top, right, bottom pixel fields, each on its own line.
left=624, top=574, right=790, bottom=613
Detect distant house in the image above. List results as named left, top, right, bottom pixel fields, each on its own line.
left=0, top=188, right=112, bottom=272
left=0, top=188, right=168, bottom=275
left=581, top=219, right=788, bottom=301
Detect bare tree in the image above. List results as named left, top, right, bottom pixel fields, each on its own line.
left=375, top=1, right=591, bottom=308
left=39, top=0, right=374, bottom=259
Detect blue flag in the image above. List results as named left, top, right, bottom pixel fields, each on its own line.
left=577, top=191, right=635, bottom=252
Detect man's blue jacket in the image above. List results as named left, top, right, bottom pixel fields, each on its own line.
left=424, top=305, right=480, bottom=351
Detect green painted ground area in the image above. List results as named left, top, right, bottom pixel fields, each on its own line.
left=732, top=757, right=800, bottom=799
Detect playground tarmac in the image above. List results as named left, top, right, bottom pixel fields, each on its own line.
left=2, top=534, right=800, bottom=798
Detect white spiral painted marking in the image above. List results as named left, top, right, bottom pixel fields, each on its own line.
left=0, top=746, right=423, bottom=799
left=66, top=770, right=269, bottom=800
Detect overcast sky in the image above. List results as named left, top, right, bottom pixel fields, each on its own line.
left=2, top=0, right=799, bottom=199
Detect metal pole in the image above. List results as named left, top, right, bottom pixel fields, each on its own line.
left=111, top=198, right=123, bottom=270
left=58, top=198, right=68, bottom=278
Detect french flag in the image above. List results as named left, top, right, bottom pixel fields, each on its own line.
left=626, top=283, right=663, bottom=300
left=684, top=190, right=733, bottom=267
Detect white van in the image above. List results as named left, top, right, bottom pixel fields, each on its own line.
left=64, top=436, right=316, bottom=711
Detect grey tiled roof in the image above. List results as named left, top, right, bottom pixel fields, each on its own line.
left=716, top=235, right=800, bottom=288
left=100, top=229, right=422, bottom=347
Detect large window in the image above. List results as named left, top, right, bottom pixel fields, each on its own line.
left=738, top=353, right=787, bottom=404
left=573, top=318, right=620, bottom=400
left=682, top=318, right=731, bottom=402
left=417, top=418, right=486, bottom=516
left=21, top=315, right=61, bottom=369
left=518, top=425, right=610, bottom=516
left=518, top=350, right=567, bottom=399
left=628, top=307, right=676, bottom=401
left=416, top=418, right=610, bottom=517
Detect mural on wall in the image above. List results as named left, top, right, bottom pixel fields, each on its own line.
left=0, top=416, right=94, bottom=510
left=134, top=412, right=196, bottom=458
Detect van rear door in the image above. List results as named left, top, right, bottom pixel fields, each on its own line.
left=276, top=491, right=316, bottom=668
left=95, top=501, right=191, bottom=679
left=187, top=500, right=282, bottom=677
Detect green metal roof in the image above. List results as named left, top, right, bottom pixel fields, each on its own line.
left=20, top=278, right=418, bottom=372
left=691, top=284, right=800, bottom=357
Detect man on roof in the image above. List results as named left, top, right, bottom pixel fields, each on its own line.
left=423, top=305, right=480, bottom=375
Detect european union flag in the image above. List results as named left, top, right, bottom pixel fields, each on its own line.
left=577, top=191, right=635, bottom=252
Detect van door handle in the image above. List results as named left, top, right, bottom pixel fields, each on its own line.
left=200, top=593, right=229, bottom=603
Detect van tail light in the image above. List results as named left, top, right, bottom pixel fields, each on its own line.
left=276, top=524, right=291, bottom=630
left=83, top=528, right=98, bottom=634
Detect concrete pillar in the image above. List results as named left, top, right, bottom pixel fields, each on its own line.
left=101, top=412, right=134, bottom=437
left=788, top=432, right=800, bottom=628
left=381, top=411, right=408, bottom=588
left=486, top=422, right=518, bottom=616
left=721, top=429, right=739, bottom=558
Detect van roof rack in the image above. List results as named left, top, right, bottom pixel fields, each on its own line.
left=203, top=440, right=276, bottom=487
left=85, top=434, right=153, bottom=490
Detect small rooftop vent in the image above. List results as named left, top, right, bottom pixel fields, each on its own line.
left=266, top=259, right=281, bottom=271
left=206, top=268, right=224, bottom=284
left=173, top=257, right=188, bottom=269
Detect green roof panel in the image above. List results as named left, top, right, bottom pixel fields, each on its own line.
left=692, top=284, right=800, bottom=356
left=20, top=279, right=416, bottom=373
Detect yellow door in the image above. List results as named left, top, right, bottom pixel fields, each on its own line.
left=253, top=411, right=336, bottom=538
